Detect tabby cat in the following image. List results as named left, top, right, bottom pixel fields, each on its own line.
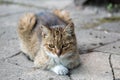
left=18, top=10, right=80, bottom=75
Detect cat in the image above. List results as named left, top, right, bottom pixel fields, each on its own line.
left=18, top=10, right=80, bottom=75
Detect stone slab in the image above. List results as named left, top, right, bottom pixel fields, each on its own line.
left=0, top=14, right=22, bottom=59
left=70, top=52, right=113, bottom=80
left=4, top=53, right=70, bottom=80
left=0, top=4, right=40, bottom=17
left=94, top=22, right=120, bottom=33
left=75, top=29, right=120, bottom=53
left=95, top=41, right=120, bottom=55
left=0, top=59, right=25, bottom=80
left=0, top=14, right=24, bottom=59
left=3, top=0, right=72, bottom=9
left=111, top=54, right=120, bottom=79
left=20, top=69, right=70, bottom=80
left=0, top=24, right=20, bottom=59
left=65, top=4, right=112, bottom=30
left=0, top=58, right=70, bottom=80
left=0, top=9, right=42, bottom=59
left=6, top=53, right=33, bottom=68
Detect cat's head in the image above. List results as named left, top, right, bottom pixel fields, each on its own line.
left=41, top=23, right=77, bottom=58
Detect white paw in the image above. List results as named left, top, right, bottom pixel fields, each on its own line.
left=51, top=65, right=69, bottom=75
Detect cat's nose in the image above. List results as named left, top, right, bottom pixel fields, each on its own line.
left=56, top=50, right=61, bottom=57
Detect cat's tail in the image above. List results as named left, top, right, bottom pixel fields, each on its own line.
left=53, top=9, right=72, bottom=24
left=17, top=13, right=38, bottom=61
left=18, top=13, right=36, bottom=34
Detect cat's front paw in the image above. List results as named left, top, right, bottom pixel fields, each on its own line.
left=51, top=65, right=69, bottom=75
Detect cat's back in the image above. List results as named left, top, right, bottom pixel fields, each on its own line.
left=36, top=11, right=67, bottom=27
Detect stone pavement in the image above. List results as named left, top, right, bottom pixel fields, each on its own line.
left=0, top=0, right=120, bottom=80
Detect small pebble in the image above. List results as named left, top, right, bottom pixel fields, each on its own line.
left=89, top=32, right=93, bottom=35
left=95, top=36, right=98, bottom=38
left=91, top=43, right=97, bottom=46
left=113, top=46, right=116, bottom=49
left=99, top=43, right=104, bottom=46
left=15, top=63, right=18, bottom=65
left=103, top=36, right=106, bottom=38
left=19, top=78, right=24, bottom=80
left=83, top=44, right=86, bottom=46
left=105, top=72, right=108, bottom=73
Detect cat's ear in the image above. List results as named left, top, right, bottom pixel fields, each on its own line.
left=40, top=25, right=51, bottom=38
left=64, top=22, right=74, bottom=35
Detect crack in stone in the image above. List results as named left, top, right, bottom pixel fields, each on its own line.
left=89, top=39, right=120, bottom=51
left=7, top=51, right=22, bottom=58
left=79, top=39, right=120, bottom=55
left=5, top=51, right=29, bottom=68
left=93, top=50, right=120, bottom=55
left=1, top=51, right=23, bottom=67
left=91, top=51, right=117, bottom=80
left=109, top=54, right=115, bottom=80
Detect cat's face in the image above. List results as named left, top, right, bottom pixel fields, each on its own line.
left=41, top=23, right=77, bottom=58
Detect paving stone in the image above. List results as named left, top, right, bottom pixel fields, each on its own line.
left=20, top=69, right=70, bottom=80
left=0, top=4, right=40, bottom=17
left=6, top=53, right=33, bottom=68
left=75, top=29, right=120, bottom=53
left=0, top=24, right=20, bottom=59
left=4, top=0, right=72, bottom=9
left=0, top=59, right=25, bottom=80
left=70, top=52, right=113, bottom=80
left=111, top=54, right=120, bottom=79
left=66, top=4, right=112, bottom=29
left=3, top=53, right=70, bottom=80
left=94, top=22, right=120, bottom=33
left=0, top=9, right=42, bottom=59
left=0, top=58, right=70, bottom=80
left=95, top=41, right=120, bottom=55
left=0, top=14, right=22, bottom=59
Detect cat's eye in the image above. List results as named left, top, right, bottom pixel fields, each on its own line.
left=48, top=44, right=55, bottom=48
left=62, top=44, right=68, bottom=48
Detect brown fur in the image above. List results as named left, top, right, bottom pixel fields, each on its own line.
left=53, top=9, right=72, bottom=24
left=18, top=13, right=40, bottom=60
left=18, top=10, right=80, bottom=75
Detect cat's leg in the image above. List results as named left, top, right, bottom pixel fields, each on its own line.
left=51, top=54, right=80, bottom=75
left=18, top=13, right=37, bottom=60
left=67, top=54, right=80, bottom=69
left=34, top=52, right=49, bottom=69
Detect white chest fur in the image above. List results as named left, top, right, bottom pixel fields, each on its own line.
left=45, top=51, right=72, bottom=67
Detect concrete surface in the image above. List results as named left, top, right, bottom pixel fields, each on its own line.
left=0, top=0, right=120, bottom=80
